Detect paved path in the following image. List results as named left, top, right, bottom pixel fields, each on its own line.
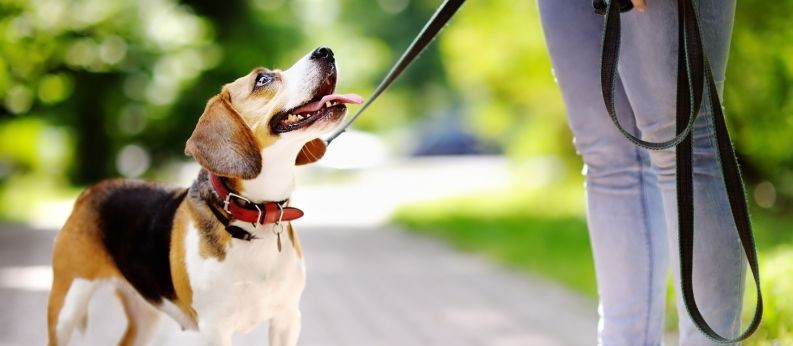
left=0, top=223, right=596, bottom=346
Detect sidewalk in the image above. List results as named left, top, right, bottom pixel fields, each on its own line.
left=0, top=223, right=596, bottom=346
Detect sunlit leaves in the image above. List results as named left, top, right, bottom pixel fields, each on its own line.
left=0, top=0, right=218, bottom=183
left=725, top=0, right=793, bottom=208
left=439, top=0, right=572, bottom=160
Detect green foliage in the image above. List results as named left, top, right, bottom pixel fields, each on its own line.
left=437, top=0, right=574, bottom=160
left=0, top=117, right=71, bottom=174
left=0, top=0, right=453, bottom=188
left=725, top=0, right=793, bottom=208
left=752, top=248, right=793, bottom=344
left=0, top=0, right=218, bottom=184
left=435, top=0, right=793, bottom=207
left=1, top=0, right=791, bottom=207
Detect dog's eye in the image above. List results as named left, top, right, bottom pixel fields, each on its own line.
left=254, top=73, right=274, bottom=90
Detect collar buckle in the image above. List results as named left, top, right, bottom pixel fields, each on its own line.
left=224, top=192, right=263, bottom=225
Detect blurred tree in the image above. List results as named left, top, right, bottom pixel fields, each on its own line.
left=437, top=0, right=793, bottom=209
left=725, top=0, right=793, bottom=210
left=0, top=0, right=452, bottom=187
left=438, top=0, right=576, bottom=164
left=0, top=0, right=790, bottom=214
left=0, top=0, right=218, bottom=184
left=317, top=0, right=456, bottom=137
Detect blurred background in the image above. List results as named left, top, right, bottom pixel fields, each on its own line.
left=0, top=0, right=791, bottom=345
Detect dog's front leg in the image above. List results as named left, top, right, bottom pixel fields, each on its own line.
left=268, top=309, right=301, bottom=346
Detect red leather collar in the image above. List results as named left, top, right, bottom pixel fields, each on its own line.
left=209, top=173, right=304, bottom=225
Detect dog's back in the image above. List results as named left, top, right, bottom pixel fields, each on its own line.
left=47, top=179, right=186, bottom=346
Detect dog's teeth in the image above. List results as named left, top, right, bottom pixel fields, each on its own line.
left=325, top=101, right=332, bottom=108
left=281, top=112, right=311, bottom=126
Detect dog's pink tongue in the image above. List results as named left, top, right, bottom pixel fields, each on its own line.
left=292, top=94, right=364, bottom=114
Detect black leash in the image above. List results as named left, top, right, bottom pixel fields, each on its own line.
left=598, top=0, right=762, bottom=342
left=324, top=0, right=467, bottom=145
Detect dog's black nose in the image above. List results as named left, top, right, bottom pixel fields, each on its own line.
left=311, top=47, right=334, bottom=62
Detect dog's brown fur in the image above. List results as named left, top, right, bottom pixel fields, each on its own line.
left=48, top=53, right=343, bottom=345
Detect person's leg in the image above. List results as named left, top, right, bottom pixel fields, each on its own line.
left=616, top=0, right=745, bottom=345
left=538, top=2, right=668, bottom=345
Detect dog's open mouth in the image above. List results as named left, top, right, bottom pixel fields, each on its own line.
left=271, top=73, right=363, bottom=133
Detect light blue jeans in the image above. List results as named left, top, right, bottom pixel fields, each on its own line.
left=537, top=1, right=745, bottom=345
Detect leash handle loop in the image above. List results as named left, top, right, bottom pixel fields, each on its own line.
left=599, top=0, right=763, bottom=342
left=600, top=0, right=701, bottom=150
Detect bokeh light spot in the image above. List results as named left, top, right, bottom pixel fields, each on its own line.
left=754, top=181, right=776, bottom=208
left=99, top=36, right=128, bottom=65
left=5, top=85, right=33, bottom=114
left=38, top=74, right=73, bottom=104
left=378, top=0, right=409, bottom=14
left=116, top=144, right=151, bottom=178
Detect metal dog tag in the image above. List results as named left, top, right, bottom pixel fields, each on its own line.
left=276, top=232, right=282, bottom=253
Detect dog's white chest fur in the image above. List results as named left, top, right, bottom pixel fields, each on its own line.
left=183, top=221, right=306, bottom=333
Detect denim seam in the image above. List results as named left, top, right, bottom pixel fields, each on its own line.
left=635, top=146, right=655, bottom=346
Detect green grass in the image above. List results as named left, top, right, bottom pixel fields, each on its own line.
left=393, top=181, right=793, bottom=345
left=394, top=180, right=596, bottom=295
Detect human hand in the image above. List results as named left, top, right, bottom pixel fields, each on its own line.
left=631, top=0, right=647, bottom=12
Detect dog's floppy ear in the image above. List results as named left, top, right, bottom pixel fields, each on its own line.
left=295, top=138, right=326, bottom=165
left=185, top=91, right=262, bottom=179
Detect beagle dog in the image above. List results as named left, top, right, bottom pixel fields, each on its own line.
left=46, top=47, right=362, bottom=346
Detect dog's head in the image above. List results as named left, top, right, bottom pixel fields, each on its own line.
left=185, top=47, right=362, bottom=179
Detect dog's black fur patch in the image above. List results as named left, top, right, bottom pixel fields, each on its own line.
left=187, top=169, right=229, bottom=259
left=97, top=181, right=187, bottom=303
